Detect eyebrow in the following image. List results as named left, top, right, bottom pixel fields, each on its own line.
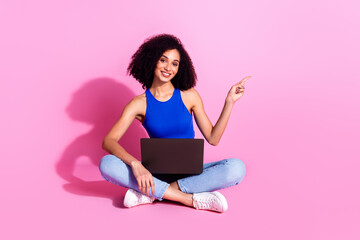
left=161, top=55, right=180, bottom=62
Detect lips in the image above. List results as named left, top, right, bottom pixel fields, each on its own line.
left=161, top=71, right=171, bottom=78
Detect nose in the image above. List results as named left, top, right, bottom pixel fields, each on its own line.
left=164, top=62, right=170, bottom=71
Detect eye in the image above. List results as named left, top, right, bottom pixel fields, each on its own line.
left=172, top=63, right=178, bottom=67
left=160, top=58, right=166, bottom=63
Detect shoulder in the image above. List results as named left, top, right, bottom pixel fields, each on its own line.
left=130, top=92, right=146, bottom=105
left=180, top=88, right=204, bottom=111
left=180, top=88, right=200, bottom=99
left=123, top=92, right=146, bottom=115
left=181, top=88, right=202, bottom=103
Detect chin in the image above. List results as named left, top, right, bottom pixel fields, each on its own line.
left=159, top=79, right=173, bottom=85
left=157, top=75, right=174, bottom=83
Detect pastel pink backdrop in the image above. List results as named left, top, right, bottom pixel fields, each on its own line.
left=1, top=0, right=359, bottom=239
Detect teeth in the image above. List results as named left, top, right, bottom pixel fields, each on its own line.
left=162, top=72, right=170, bottom=76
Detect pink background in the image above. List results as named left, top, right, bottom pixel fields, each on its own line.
left=1, top=0, right=359, bottom=239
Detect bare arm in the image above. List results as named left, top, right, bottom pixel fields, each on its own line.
left=192, top=76, right=251, bottom=146
left=102, top=97, right=141, bottom=166
left=102, top=96, right=155, bottom=196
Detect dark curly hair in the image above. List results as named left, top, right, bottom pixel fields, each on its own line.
left=127, top=34, right=197, bottom=90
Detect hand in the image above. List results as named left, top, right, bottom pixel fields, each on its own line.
left=226, top=76, right=251, bottom=104
left=131, top=161, right=155, bottom=196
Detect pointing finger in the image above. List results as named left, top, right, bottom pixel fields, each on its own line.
left=236, top=76, right=251, bottom=86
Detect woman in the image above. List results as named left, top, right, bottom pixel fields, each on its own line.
left=99, top=34, right=250, bottom=213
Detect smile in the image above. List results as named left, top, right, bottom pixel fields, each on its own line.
left=161, top=71, right=171, bottom=78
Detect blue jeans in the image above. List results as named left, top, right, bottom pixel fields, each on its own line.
left=99, top=154, right=246, bottom=200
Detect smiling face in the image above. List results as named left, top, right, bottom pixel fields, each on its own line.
left=153, top=49, right=180, bottom=84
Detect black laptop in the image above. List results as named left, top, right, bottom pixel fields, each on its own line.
left=141, top=138, right=204, bottom=182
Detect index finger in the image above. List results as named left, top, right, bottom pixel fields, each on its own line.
left=236, top=76, right=251, bottom=86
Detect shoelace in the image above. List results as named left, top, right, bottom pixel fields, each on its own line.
left=136, top=192, right=154, bottom=203
left=195, top=196, right=220, bottom=210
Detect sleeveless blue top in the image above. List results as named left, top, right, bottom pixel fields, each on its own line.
left=143, top=88, right=195, bottom=139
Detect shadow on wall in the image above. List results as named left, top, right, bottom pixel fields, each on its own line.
left=56, top=78, right=148, bottom=207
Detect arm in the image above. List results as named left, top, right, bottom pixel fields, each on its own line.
left=102, top=96, right=155, bottom=196
left=192, top=76, right=251, bottom=146
left=102, top=97, right=141, bottom=166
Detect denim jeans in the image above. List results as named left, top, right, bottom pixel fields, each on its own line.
left=99, top=154, right=246, bottom=200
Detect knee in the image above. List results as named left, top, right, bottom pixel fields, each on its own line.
left=99, top=155, right=131, bottom=187
left=224, top=158, right=246, bottom=185
left=99, top=154, right=120, bottom=176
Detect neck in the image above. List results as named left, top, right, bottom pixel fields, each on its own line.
left=150, top=81, right=175, bottom=97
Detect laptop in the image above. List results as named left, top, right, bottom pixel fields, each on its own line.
left=141, top=138, right=204, bottom=181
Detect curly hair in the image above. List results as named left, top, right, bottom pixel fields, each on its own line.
left=127, top=34, right=197, bottom=90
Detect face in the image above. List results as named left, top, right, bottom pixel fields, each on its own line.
left=153, top=49, right=180, bottom=84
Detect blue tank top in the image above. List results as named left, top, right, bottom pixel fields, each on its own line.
left=143, top=88, right=195, bottom=139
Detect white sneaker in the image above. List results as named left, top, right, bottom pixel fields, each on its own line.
left=123, top=189, right=156, bottom=208
left=192, top=191, right=228, bottom=213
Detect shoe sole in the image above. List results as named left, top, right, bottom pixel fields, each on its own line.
left=212, top=191, right=228, bottom=212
